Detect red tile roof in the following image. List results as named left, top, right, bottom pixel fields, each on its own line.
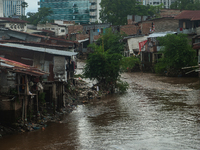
left=0, top=17, right=28, bottom=23
left=49, top=37, right=79, bottom=44
left=174, top=10, right=200, bottom=21
left=0, top=57, right=47, bottom=76
left=120, top=25, right=138, bottom=35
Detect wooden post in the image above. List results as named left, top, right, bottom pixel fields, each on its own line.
left=140, top=52, right=143, bottom=71
left=36, top=91, right=38, bottom=112
left=61, top=83, right=63, bottom=108
left=152, top=53, right=155, bottom=64
left=63, top=84, right=65, bottom=107
left=22, top=98, right=24, bottom=122
left=17, top=74, right=20, bottom=95
left=52, top=83, right=56, bottom=114
left=57, top=83, right=61, bottom=111
left=24, top=75, right=29, bottom=122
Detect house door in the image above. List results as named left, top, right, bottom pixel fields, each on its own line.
left=183, top=22, right=186, bottom=29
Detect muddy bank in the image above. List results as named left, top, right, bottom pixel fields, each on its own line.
left=122, top=72, right=200, bottom=91
left=0, top=75, right=108, bottom=137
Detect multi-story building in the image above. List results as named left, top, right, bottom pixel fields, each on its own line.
left=139, top=0, right=176, bottom=9
left=89, top=0, right=101, bottom=23
left=39, top=0, right=101, bottom=24
left=0, top=0, right=25, bottom=17
left=40, top=0, right=91, bottom=24
left=0, top=0, right=3, bottom=17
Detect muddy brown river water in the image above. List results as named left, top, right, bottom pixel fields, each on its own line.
left=0, top=72, right=200, bottom=150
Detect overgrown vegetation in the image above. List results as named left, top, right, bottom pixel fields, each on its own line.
left=121, top=56, right=140, bottom=71
left=25, top=7, right=53, bottom=26
left=39, top=92, right=46, bottom=105
left=83, top=28, right=139, bottom=93
left=116, top=80, right=129, bottom=93
left=154, top=34, right=197, bottom=76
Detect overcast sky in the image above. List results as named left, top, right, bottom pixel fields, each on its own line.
left=25, top=0, right=39, bottom=14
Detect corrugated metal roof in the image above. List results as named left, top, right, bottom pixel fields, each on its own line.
left=0, top=40, right=70, bottom=48
left=0, top=43, right=78, bottom=56
left=174, top=10, right=200, bottom=21
left=49, top=37, right=79, bottom=44
left=78, top=38, right=89, bottom=43
left=26, top=29, right=42, bottom=34
left=0, top=57, right=47, bottom=76
left=0, top=17, right=29, bottom=23
left=148, top=31, right=176, bottom=38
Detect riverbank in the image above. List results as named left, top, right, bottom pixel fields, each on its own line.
left=0, top=71, right=108, bottom=137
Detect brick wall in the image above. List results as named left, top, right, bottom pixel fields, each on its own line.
left=128, top=19, right=133, bottom=25
left=120, top=25, right=138, bottom=35
left=141, top=22, right=152, bottom=35
left=76, top=34, right=89, bottom=41
left=153, top=18, right=178, bottom=32
left=121, top=22, right=152, bottom=36
left=68, top=25, right=83, bottom=34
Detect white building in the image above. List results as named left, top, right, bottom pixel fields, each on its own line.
left=0, top=0, right=3, bottom=17
left=0, top=17, right=28, bottom=32
left=37, top=23, right=68, bottom=37
left=139, top=0, right=176, bottom=9
left=89, top=0, right=102, bottom=23
left=1, top=0, right=25, bottom=17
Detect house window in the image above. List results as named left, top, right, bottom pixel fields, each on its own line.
left=61, top=29, right=65, bottom=32
left=73, top=16, right=75, bottom=19
left=51, top=28, right=55, bottom=30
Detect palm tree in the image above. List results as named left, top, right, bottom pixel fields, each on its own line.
left=21, top=2, right=28, bottom=15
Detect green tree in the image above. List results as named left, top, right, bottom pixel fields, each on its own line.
left=21, top=2, right=28, bottom=9
left=96, top=28, right=125, bottom=54
left=83, top=28, right=132, bottom=93
left=100, top=0, right=163, bottom=25
left=170, top=0, right=200, bottom=10
left=121, top=56, right=140, bottom=71
left=26, top=7, right=53, bottom=26
left=155, top=34, right=197, bottom=76
left=100, top=0, right=138, bottom=25
left=20, top=2, right=28, bottom=20
left=83, top=45, right=122, bottom=84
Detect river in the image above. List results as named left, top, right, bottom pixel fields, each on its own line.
left=0, top=72, right=199, bottom=150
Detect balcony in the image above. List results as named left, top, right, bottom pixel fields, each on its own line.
left=90, top=5, right=97, bottom=10
left=90, top=11, right=97, bottom=16
left=177, top=28, right=197, bottom=34
left=89, top=0, right=96, bottom=3
left=90, top=18, right=97, bottom=23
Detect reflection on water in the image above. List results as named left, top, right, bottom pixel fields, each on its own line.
left=0, top=74, right=200, bottom=150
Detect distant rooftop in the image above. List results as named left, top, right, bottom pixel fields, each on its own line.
left=0, top=17, right=28, bottom=23
left=0, top=43, right=78, bottom=57
left=174, top=10, right=200, bottom=21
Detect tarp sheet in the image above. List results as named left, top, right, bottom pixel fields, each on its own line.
left=127, top=36, right=148, bottom=53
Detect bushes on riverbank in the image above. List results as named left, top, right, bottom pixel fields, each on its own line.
left=154, top=34, right=197, bottom=76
